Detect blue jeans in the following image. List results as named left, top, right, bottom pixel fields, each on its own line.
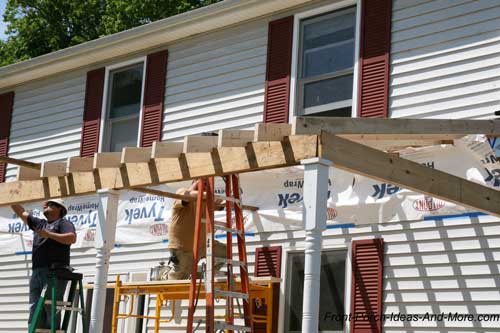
left=29, top=267, right=67, bottom=329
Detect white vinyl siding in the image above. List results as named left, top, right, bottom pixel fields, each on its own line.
left=389, top=0, right=500, bottom=119
left=5, top=71, right=86, bottom=181
left=162, top=20, right=268, bottom=141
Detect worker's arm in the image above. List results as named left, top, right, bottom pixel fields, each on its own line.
left=11, top=205, right=29, bottom=224
left=36, top=230, right=76, bottom=245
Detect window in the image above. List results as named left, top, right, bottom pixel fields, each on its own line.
left=103, top=63, right=144, bottom=152
left=296, top=6, right=356, bottom=117
left=284, top=250, right=347, bottom=333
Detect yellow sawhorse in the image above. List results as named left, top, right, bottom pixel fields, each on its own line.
left=111, top=275, right=280, bottom=333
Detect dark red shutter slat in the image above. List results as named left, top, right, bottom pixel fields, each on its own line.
left=254, top=246, right=281, bottom=333
left=0, top=92, right=14, bottom=183
left=141, top=50, right=168, bottom=148
left=358, top=0, right=392, bottom=118
left=263, top=16, right=293, bottom=124
left=351, top=239, right=384, bottom=333
left=80, top=68, right=105, bottom=157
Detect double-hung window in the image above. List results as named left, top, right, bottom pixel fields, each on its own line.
left=296, top=6, right=356, bottom=117
left=103, top=62, right=145, bottom=152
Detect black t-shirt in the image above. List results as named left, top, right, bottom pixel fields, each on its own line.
left=27, top=214, right=76, bottom=269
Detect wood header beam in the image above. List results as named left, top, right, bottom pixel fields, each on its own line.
left=0, top=156, right=41, bottom=170
left=0, top=135, right=318, bottom=205
left=320, top=132, right=500, bottom=217
left=295, top=117, right=500, bottom=137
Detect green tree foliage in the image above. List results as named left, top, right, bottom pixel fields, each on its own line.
left=0, top=0, right=221, bottom=67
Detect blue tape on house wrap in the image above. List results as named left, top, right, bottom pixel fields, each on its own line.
left=326, top=223, right=356, bottom=230
left=215, top=232, right=255, bottom=239
left=15, top=251, right=32, bottom=255
left=424, top=212, right=488, bottom=221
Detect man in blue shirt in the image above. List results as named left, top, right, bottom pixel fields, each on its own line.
left=11, top=198, right=76, bottom=329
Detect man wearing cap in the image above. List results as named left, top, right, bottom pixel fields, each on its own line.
left=11, top=199, right=76, bottom=329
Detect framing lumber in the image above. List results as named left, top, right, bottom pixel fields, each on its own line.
left=218, top=129, right=254, bottom=147
left=132, top=186, right=259, bottom=211
left=17, top=166, right=41, bottom=181
left=67, top=157, right=93, bottom=173
left=41, top=162, right=67, bottom=177
left=121, top=147, right=152, bottom=163
left=0, top=135, right=318, bottom=205
left=183, top=136, right=218, bottom=153
left=320, top=132, right=500, bottom=217
left=93, top=152, right=122, bottom=169
left=0, top=156, right=40, bottom=170
left=294, top=117, right=500, bottom=137
left=254, top=123, right=292, bottom=141
left=151, top=142, right=183, bottom=158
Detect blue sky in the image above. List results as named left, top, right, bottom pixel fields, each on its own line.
left=0, top=0, right=7, bottom=41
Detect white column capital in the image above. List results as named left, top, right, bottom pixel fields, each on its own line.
left=301, top=157, right=332, bottom=167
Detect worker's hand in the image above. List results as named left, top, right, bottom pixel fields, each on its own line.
left=36, top=229, right=52, bottom=239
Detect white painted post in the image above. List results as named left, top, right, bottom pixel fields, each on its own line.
left=90, top=189, right=119, bottom=333
left=301, top=158, right=332, bottom=333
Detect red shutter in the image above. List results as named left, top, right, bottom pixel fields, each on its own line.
left=0, top=92, right=14, bottom=183
left=263, top=16, right=293, bottom=124
left=80, top=68, right=105, bottom=157
left=254, top=246, right=282, bottom=333
left=358, top=0, right=392, bottom=118
left=351, top=238, right=384, bottom=333
left=141, top=50, right=168, bottom=147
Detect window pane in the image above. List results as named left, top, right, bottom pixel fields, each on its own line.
left=302, top=9, right=356, bottom=78
left=303, top=74, right=353, bottom=108
left=285, top=251, right=346, bottom=333
left=109, top=65, right=143, bottom=119
left=109, top=117, right=140, bottom=152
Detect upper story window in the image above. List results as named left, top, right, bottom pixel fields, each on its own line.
left=103, top=63, right=144, bottom=152
left=296, top=6, right=356, bottom=117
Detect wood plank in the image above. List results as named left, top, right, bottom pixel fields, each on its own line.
left=121, top=147, right=152, bottom=163
left=319, top=132, right=500, bottom=217
left=67, top=157, right=93, bottom=172
left=151, top=141, right=183, bottom=158
left=183, top=136, right=218, bottom=153
left=0, top=156, right=40, bottom=170
left=93, top=152, right=122, bottom=169
left=132, top=186, right=259, bottom=211
left=294, top=117, right=500, bottom=137
left=218, top=129, right=254, bottom=147
left=254, top=123, right=292, bottom=141
left=0, top=135, right=318, bottom=205
left=17, top=166, right=41, bottom=181
left=40, top=162, right=67, bottom=177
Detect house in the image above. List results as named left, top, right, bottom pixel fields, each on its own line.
left=0, top=0, right=499, bottom=332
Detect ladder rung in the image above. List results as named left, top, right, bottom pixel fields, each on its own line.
left=35, top=330, right=65, bottom=333
left=213, top=224, right=242, bottom=235
left=45, top=300, right=72, bottom=306
left=214, top=257, right=247, bottom=268
left=214, top=195, right=241, bottom=205
left=214, top=321, right=251, bottom=332
left=214, top=289, right=249, bottom=300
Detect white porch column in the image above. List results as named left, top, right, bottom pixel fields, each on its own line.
left=301, top=158, right=332, bottom=333
left=90, top=189, right=119, bottom=333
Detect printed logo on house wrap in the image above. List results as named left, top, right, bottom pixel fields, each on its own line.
left=413, top=196, right=445, bottom=212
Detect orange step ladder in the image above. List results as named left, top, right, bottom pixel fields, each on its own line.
left=186, top=174, right=253, bottom=332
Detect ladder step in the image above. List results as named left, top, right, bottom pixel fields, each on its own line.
left=214, top=289, right=249, bottom=300
left=214, top=257, right=247, bottom=268
left=213, top=224, right=242, bottom=235
left=35, top=330, right=65, bottom=333
left=214, top=321, right=251, bottom=332
left=45, top=300, right=72, bottom=306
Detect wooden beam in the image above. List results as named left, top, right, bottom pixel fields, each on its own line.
left=151, top=141, right=184, bottom=158
left=41, top=162, right=67, bottom=177
left=0, top=156, right=40, bottom=170
left=93, top=152, right=122, bottom=169
left=320, top=132, right=500, bottom=217
left=0, top=135, right=318, bottom=205
left=67, top=157, right=94, bottom=172
left=132, top=186, right=259, bottom=211
left=218, top=129, right=254, bottom=147
left=294, top=117, right=500, bottom=137
left=17, top=166, right=41, bottom=181
left=254, top=123, right=292, bottom=141
left=183, top=136, right=218, bottom=153
left=121, top=147, right=152, bottom=163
